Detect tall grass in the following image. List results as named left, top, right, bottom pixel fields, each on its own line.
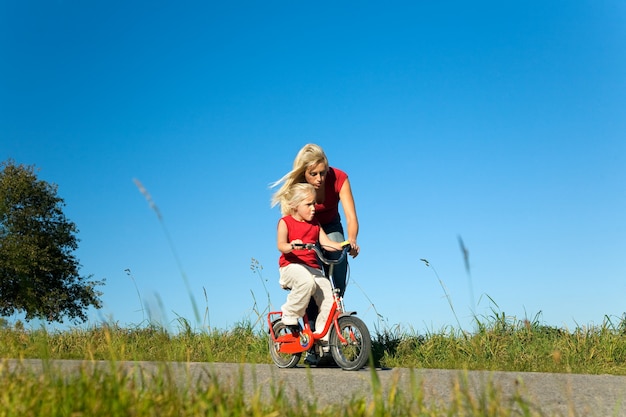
left=383, top=312, right=626, bottom=375
left=2, top=312, right=626, bottom=416
left=2, top=270, right=626, bottom=415
left=3, top=312, right=626, bottom=376
left=0, top=321, right=268, bottom=363
left=0, top=353, right=544, bottom=417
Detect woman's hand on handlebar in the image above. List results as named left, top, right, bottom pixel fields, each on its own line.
left=348, top=239, right=359, bottom=258
left=325, top=240, right=358, bottom=258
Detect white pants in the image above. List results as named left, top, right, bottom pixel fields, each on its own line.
left=279, top=263, right=333, bottom=338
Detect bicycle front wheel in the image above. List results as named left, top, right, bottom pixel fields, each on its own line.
left=329, top=315, right=371, bottom=371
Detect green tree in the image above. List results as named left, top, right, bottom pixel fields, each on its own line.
left=0, top=160, right=103, bottom=323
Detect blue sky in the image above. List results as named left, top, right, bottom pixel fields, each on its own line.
left=2, top=1, right=625, bottom=334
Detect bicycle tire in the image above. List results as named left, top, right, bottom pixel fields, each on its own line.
left=329, top=315, right=371, bottom=371
left=269, top=321, right=302, bottom=368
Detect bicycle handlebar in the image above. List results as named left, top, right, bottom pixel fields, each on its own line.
left=292, top=242, right=351, bottom=265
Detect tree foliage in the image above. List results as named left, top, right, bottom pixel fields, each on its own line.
left=0, top=160, right=103, bottom=323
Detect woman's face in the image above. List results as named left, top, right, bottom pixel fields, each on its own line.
left=304, top=162, right=328, bottom=189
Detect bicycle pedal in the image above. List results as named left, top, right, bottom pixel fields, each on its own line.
left=316, top=343, right=330, bottom=356
left=304, top=351, right=319, bottom=366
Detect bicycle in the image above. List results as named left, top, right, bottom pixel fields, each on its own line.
left=268, top=243, right=372, bottom=371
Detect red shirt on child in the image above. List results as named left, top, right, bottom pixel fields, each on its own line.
left=278, top=215, right=321, bottom=269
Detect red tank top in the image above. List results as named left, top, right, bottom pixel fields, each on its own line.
left=278, top=215, right=321, bottom=269
left=314, top=167, right=348, bottom=226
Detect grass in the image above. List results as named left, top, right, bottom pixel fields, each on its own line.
left=3, top=312, right=626, bottom=375
left=381, top=312, right=626, bottom=375
left=2, top=288, right=626, bottom=415
left=3, top=314, right=626, bottom=416
left=2, top=248, right=625, bottom=416
left=1, top=355, right=546, bottom=417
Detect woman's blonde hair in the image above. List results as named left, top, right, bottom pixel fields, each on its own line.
left=277, top=183, right=316, bottom=216
left=271, top=143, right=328, bottom=209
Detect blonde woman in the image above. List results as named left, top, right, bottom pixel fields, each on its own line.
left=276, top=183, right=347, bottom=337
left=271, top=144, right=359, bottom=297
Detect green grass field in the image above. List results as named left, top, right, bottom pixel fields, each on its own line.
left=2, top=312, right=626, bottom=416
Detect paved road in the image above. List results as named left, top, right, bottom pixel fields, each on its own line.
left=8, top=360, right=626, bottom=416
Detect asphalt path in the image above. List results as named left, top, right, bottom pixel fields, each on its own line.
left=7, top=359, right=626, bottom=416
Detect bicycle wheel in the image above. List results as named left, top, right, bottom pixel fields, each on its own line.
left=269, top=321, right=302, bottom=368
left=329, top=315, right=372, bottom=371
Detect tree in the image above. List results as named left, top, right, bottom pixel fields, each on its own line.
left=0, top=160, right=103, bottom=323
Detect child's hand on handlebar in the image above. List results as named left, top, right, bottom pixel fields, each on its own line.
left=291, top=240, right=314, bottom=251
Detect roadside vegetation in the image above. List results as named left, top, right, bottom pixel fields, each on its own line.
left=2, top=246, right=626, bottom=416
left=3, top=253, right=626, bottom=416
left=2, top=312, right=626, bottom=417
left=2, top=311, right=626, bottom=374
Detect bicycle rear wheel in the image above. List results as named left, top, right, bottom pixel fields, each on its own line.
left=329, top=315, right=371, bottom=371
left=269, top=321, right=302, bottom=368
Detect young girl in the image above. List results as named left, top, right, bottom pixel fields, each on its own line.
left=271, top=144, right=360, bottom=297
left=276, top=183, right=346, bottom=335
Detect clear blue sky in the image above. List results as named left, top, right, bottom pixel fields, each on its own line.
left=2, top=1, right=625, bottom=334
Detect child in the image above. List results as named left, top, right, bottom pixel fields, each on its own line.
left=275, top=183, right=346, bottom=336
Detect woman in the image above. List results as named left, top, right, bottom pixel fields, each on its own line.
left=271, top=143, right=359, bottom=297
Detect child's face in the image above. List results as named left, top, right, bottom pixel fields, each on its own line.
left=293, top=192, right=316, bottom=221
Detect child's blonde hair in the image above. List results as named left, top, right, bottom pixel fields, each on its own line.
left=271, top=144, right=328, bottom=209
left=278, top=182, right=316, bottom=216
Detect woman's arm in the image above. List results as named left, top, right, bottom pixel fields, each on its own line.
left=319, top=227, right=357, bottom=257
left=318, top=228, right=343, bottom=251
left=339, top=178, right=360, bottom=257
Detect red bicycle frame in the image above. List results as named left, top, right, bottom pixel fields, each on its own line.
left=268, top=243, right=353, bottom=353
